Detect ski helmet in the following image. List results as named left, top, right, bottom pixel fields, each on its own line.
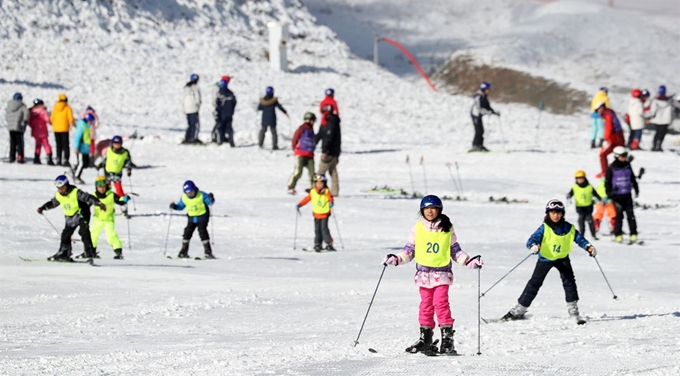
left=33, top=98, right=44, bottom=105
left=574, top=170, right=586, bottom=178
left=87, top=106, right=95, bottom=112
left=641, top=89, right=650, bottom=97
left=265, top=86, right=274, bottom=96
left=111, top=135, right=123, bottom=144
left=613, top=146, right=628, bottom=158
left=219, top=79, right=229, bottom=89
left=94, top=176, right=108, bottom=188
left=55, top=175, right=69, bottom=188
left=13, top=92, right=22, bottom=100
left=313, top=174, right=327, bottom=182
left=190, top=73, right=199, bottom=82
left=325, top=88, right=334, bottom=97
left=599, top=86, right=608, bottom=93
left=221, top=75, right=231, bottom=83
left=631, top=89, right=642, bottom=98
left=84, top=113, right=96, bottom=122
left=545, top=199, right=565, bottom=213
left=420, top=195, right=443, bottom=210
left=303, top=112, right=316, bottom=121
left=480, top=82, right=491, bottom=91
left=183, top=180, right=198, bottom=194
left=658, top=85, right=666, bottom=95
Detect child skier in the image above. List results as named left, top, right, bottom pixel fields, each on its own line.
left=28, top=98, right=54, bottom=165
left=73, top=113, right=97, bottom=184
left=88, top=176, right=130, bottom=259
left=169, top=180, right=216, bottom=259
left=501, top=199, right=596, bottom=324
left=383, top=195, right=483, bottom=355
left=37, top=175, right=105, bottom=261
left=96, top=135, right=132, bottom=216
left=593, top=178, right=616, bottom=235
left=566, top=170, right=601, bottom=240
left=605, top=147, right=639, bottom=244
left=296, top=174, right=335, bottom=252
left=287, top=112, right=317, bottom=194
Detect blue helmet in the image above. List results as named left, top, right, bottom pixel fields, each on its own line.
left=183, top=180, right=197, bottom=194
left=641, top=89, right=650, bottom=97
left=84, top=113, right=96, bottom=122
left=190, top=73, right=199, bottom=82
left=54, top=175, right=69, bottom=188
left=420, top=195, right=443, bottom=210
left=599, top=86, right=608, bottom=93
left=658, top=85, right=666, bottom=95
left=325, top=88, right=334, bottom=96
left=111, top=135, right=123, bottom=144
left=480, top=82, right=491, bottom=91
left=13, top=92, right=22, bottom=100
left=265, top=86, right=274, bottom=96
left=219, top=79, right=229, bottom=89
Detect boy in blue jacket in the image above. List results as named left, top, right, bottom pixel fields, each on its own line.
left=73, top=113, right=96, bottom=184
left=169, top=180, right=216, bottom=259
left=501, top=199, right=596, bottom=324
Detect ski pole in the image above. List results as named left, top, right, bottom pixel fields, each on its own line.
left=163, top=211, right=172, bottom=257
left=455, top=162, right=464, bottom=194
left=126, top=216, right=132, bottom=252
left=293, top=209, right=300, bottom=250
left=477, top=266, right=482, bottom=356
left=127, top=175, right=137, bottom=211
left=481, top=253, right=532, bottom=297
left=594, top=257, right=618, bottom=299
left=420, top=155, right=428, bottom=194
left=445, top=163, right=461, bottom=196
left=498, top=115, right=506, bottom=152
left=406, top=155, right=415, bottom=195
left=332, top=212, right=345, bottom=250
left=210, top=210, right=215, bottom=245
left=41, top=213, right=61, bottom=236
left=353, top=264, right=387, bottom=347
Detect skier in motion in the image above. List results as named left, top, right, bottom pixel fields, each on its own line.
left=469, top=82, right=499, bottom=152
left=169, top=180, right=216, bottom=259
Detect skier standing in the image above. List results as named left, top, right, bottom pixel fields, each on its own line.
left=73, top=113, right=97, bottom=184
left=182, top=74, right=202, bottom=144
left=96, top=135, right=132, bottom=216
left=50, top=93, right=75, bottom=167
left=257, top=86, right=288, bottom=150
left=37, top=175, right=105, bottom=261
left=383, top=195, right=483, bottom=355
left=296, top=174, right=335, bottom=252
left=589, top=87, right=609, bottom=148
left=501, top=199, right=596, bottom=324
left=319, top=88, right=339, bottom=126
left=6, top=92, right=30, bottom=164
left=566, top=170, right=601, bottom=239
left=646, top=85, right=676, bottom=152
left=595, top=102, right=625, bottom=178
left=80, top=106, right=99, bottom=162
left=593, top=178, right=616, bottom=235
left=215, top=77, right=237, bottom=147
left=287, top=112, right=317, bottom=194
left=88, top=176, right=130, bottom=259
left=317, top=106, right=341, bottom=197
left=469, top=82, right=499, bottom=152
left=169, top=180, right=216, bottom=259
left=29, top=98, right=54, bottom=165
left=627, top=89, right=645, bottom=150
left=605, top=147, right=639, bottom=244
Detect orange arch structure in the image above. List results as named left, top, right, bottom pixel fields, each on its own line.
left=381, top=37, right=437, bottom=92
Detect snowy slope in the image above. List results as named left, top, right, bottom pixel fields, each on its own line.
left=1, top=1, right=680, bottom=375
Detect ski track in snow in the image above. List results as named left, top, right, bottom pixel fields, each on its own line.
left=1, top=1, right=680, bottom=375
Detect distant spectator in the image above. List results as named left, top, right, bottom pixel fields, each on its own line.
left=646, top=85, right=676, bottom=152
left=257, top=86, right=288, bottom=150
left=215, top=77, right=237, bottom=147
left=319, top=88, right=338, bottom=126
left=6, top=92, right=30, bottom=164
left=469, top=82, right=499, bottom=152
left=29, top=98, right=54, bottom=165
left=627, top=89, right=645, bottom=150
left=590, top=87, right=609, bottom=149
left=50, top=93, right=75, bottom=166
left=182, top=74, right=202, bottom=144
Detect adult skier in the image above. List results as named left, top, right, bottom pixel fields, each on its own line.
left=257, top=86, right=288, bottom=150
left=469, top=82, right=499, bottom=152
left=317, top=105, right=341, bottom=197
left=287, top=112, right=317, bottom=194
left=182, top=73, right=202, bottom=144
left=169, top=180, right=216, bottom=259
left=605, top=146, right=639, bottom=244
left=627, top=89, right=645, bottom=150
left=595, top=102, right=624, bottom=179
left=6, top=92, right=29, bottom=164
left=646, top=85, right=676, bottom=152
left=51, top=93, right=75, bottom=166
left=319, top=88, right=339, bottom=126
left=215, top=77, right=237, bottom=146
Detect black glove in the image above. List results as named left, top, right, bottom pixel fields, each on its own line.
left=99, top=204, right=107, bottom=211
left=208, top=193, right=215, bottom=201
left=169, top=203, right=177, bottom=210
left=127, top=169, right=132, bottom=177
left=635, top=191, right=639, bottom=198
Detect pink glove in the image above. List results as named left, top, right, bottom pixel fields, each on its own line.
left=465, top=255, right=484, bottom=269
left=383, top=254, right=399, bottom=266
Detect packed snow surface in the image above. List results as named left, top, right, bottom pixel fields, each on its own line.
left=1, top=0, right=679, bottom=375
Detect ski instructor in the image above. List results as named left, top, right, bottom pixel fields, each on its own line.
left=469, top=82, right=499, bottom=152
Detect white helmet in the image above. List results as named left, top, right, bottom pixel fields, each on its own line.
left=613, top=146, right=628, bottom=157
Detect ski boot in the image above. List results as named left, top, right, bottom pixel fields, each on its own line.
left=76, top=247, right=100, bottom=259
left=48, top=244, right=73, bottom=262
left=405, top=326, right=436, bottom=354
left=62, top=160, right=70, bottom=167
left=177, top=241, right=190, bottom=258
left=630, top=234, right=638, bottom=243
left=567, top=301, right=586, bottom=325
left=501, top=303, right=528, bottom=321
left=439, top=326, right=457, bottom=355
left=287, top=187, right=297, bottom=195
left=203, top=240, right=215, bottom=259
left=75, top=177, right=85, bottom=184
left=113, top=248, right=124, bottom=260
left=34, top=154, right=41, bottom=165
left=47, top=154, right=55, bottom=166
left=314, top=244, right=322, bottom=252
left=590, top=140, right=596, bottom=149
left=325, top=244, right=337, bottom=252
left=615, top=235, right=623, bottom=243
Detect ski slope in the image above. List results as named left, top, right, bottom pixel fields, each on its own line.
left=1, top=1, right=680, bottom=375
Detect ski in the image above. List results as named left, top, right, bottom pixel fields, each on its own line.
left=628, top=240, right=645, bottom=246
left=302, top=248, right=337, bottom=253
left=482, top=314, right=531, bottom=324
left=166, top=256, right=203, bottom=260
left=19, top=256, right=97, bottom=266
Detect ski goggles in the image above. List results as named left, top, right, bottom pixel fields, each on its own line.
left=54, top=179, right=68, bottom=188
left=94, top=177, right=108, bottom=187
left=545, top=200, right=565, bottom=212
left=313, top=174, right=327, bottom=182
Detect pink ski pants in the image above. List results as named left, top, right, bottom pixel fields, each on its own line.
left=419, top=285, right=454, bottom=328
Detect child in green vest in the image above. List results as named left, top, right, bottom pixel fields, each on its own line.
left=501, top=199, right=596, bottom=324
left=296, top=174, right=335, bottom=252
left=88, top=176, right=130, bottom=259
left=96, top=135, right=132, bottom=216
left=169, top=180, right=216, bottom=259
left=37, top=175, right=105, bottom=261
left=566, top=170, right=602, bottom=240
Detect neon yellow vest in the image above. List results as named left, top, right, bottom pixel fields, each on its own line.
left=539, top=223, right=574, bottom=261
left=310, top=188, right=331, bottom=215
left=596, top=179, right=607, bottom=200
left=94, top=190, right=116, bottom=221
left=181, top=191, right=207, bottom=217
left=414, top=221, right=451, bottom=267
left=572, top=184, right=594, bottom=207
left=55, top=188, right=80, bottom=216
left=82, top=125, right=91, bottom=146
left=105, top=148, right=129, bottom=174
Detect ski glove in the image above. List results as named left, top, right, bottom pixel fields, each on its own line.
left=383, top=253, right=400, bottom=266
left=127, top=169, right=132, bottom=177
left=586, top=244, right=597, bottom=257
left=208, top=193, right=215, bottom=202
left=37, top=207, right=44, bottom=214
left=99, top=204, right=107, bottom=211
left=530, top=244, right=540, bottom=254
left=329, top=202, right=334, bottom=208
left=121, top=195, right=130, bottom=203
left=169, top=202, right=178, bottom=210
left=465, top=255, right=484, bottom=269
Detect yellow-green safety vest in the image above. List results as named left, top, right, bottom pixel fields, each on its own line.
left=105, top=148, right=129, bottom=174
left=181, top=191, right=207, bottom=217
left=596, top=179, right=607, bottom=200
left=82, top=125, right=91, bottom=146
left=94, top=190, right=116, bottom=221
left=414, top=221, right=451, bottom=267
left=55, top=188, right=80, bottom=217
left=572, top=184, right=594, bottom=207
left=539, top=223, right=574, bottom=261
left=310, top=188, right=331, bottom=215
